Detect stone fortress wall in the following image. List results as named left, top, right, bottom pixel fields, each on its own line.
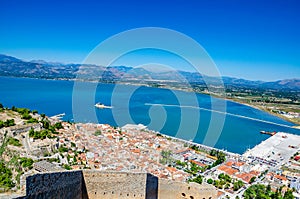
left=83, top=171, right=158, bottom=199
left=158, top=179, right=215, bottom=199
left=18, top=171, right=217, bottom=199
left=22, top=171, right=83, bottom=199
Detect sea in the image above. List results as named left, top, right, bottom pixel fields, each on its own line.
left=0, top=76, right=299, bottom=154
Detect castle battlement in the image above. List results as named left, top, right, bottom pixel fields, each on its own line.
left=17, top=171, right=217, bottom=199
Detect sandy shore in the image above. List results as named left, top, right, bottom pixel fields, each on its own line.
left=224, top=98, right=300, bottom=126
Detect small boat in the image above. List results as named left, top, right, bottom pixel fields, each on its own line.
left=95, top=103, right=113, bottom=109
left=260, top=131, right=276, bottom=136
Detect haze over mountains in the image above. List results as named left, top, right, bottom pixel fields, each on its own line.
left=0, top=54, right=299, bottom=91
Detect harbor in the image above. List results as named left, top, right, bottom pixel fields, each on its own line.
left=243, top=132, right=300, bottom=169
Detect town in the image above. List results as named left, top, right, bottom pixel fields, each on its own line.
left=0, top=104, right=299, bottom=199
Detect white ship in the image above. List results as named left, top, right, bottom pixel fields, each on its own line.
left=94, top=102, right=113, bottom=109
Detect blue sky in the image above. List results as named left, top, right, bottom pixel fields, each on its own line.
left=0, top=0, right=299, bottom=81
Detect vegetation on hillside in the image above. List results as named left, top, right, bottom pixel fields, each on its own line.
left=29, top=120, right=63, bottom=139
left=0, top=131, right=34, bottom=190
left=0, top=119, right=15, bottom=129
left=243, top=184, right=294, bottom=199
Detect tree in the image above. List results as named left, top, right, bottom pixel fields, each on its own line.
left=189, top=175, right=203, bottom=184
left=160, top=150, right=172, bottom=165
left=71, top=142, right=76, bottom=147
left=42, top=119, right=50, bottom=129
left=210, top=150, right=226, bottom=166
left=218, top=173, right=225, bottom=179
left=54, top=122, right=63, bottom=130
left=249, top=176, right=256, bottom=184
left=283, top=190, right=294, bottom=199
left=210, top=149, right=218, bottom=156
left=29, top=128, right=35, bottom=137
left=213, top=180, right=223, bottom=189
left=27, top=118, right=38, bottom=123
left=7, top=137, right=22, bottom=146
left=58, top=146, right=69, bottom=153
left=190, top=162, right=201, bottom=174
left=243, top=184, right=281, bottom=199
left=20, top=157, right=34, bottom=168
left=0, top=162, right=15, bottom=188
left=225, top=183, right=230, bottom=189
left=266, top=184, right=271, bottom=192
left=32, top=110, right=38, bottom=114
left=94, top=130, right=102, bottom=136
left=233, top=180, right=244, bottom=191
left=271, top=189, right=281, bottom=199
left=63, top=164, right=71, bottom=170
left=22, top=112, right=32, bottom=120
left=1, top=119, right=15, bottom=128
left=207, top=178, right=213, bottom=184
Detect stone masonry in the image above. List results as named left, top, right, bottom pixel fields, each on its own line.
left=17, top=171, right=217, bottom=199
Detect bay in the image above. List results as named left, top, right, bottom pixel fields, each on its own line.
left=0, top=76, right=299, bottom=154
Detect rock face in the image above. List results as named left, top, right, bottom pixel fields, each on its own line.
left=18, top=171, right=217, bottom=199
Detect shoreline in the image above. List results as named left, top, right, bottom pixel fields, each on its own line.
left=225, top=97, right=300, bottom=126
left=135, top=124, right=240, bottom=157
left=1, top=75, right=299, bottom=126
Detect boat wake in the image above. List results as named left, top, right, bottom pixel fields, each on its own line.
left=145, top=103, right=294, bottom=129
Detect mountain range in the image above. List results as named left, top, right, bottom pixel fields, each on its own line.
left=0, top=54, right=299, bottom=91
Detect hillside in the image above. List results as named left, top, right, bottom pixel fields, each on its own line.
left=0, top=54, right=299, bottom=92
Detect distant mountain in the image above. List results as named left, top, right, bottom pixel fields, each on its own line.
left=0, top=54, right=22, bottom=62
left=0, top=54, right=299, bottom=91
left=0, top=54, right=80, bottom=79
left=261, top=79, right=300, bottom=90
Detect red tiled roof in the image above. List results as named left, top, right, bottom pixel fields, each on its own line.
left=190, top=160, right=207, bottom=167
left=225, top=161, right=245, bottom=167
left=130, top=149, right=141, bottom=153
left=217, top=191, right=225, bottom=197
left=235, top=162, right=245, bottom=166
left=249, top=170, right=260, bottom=176
left=274, top=174, right=288, bottom=181
left=166, top=167, right=177, bottom=173
left=235, top=173, right=254, bottom=183
left=225, top=161, right=234, bottom=166
left=218, top=165, right=238, bottom=175
left=294, top=156, right=300, bottom=161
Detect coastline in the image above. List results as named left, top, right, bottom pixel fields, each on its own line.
left=1, top=74, right=298, bottom=127
left=225, top=97, right=300, bottom=126
left=137, top=124, right=240, bottom=157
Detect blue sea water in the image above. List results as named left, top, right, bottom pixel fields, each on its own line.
left=0, top=76, right=299, bottom=154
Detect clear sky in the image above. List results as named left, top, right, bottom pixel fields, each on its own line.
left=0, top=0, right=299, bottom=81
